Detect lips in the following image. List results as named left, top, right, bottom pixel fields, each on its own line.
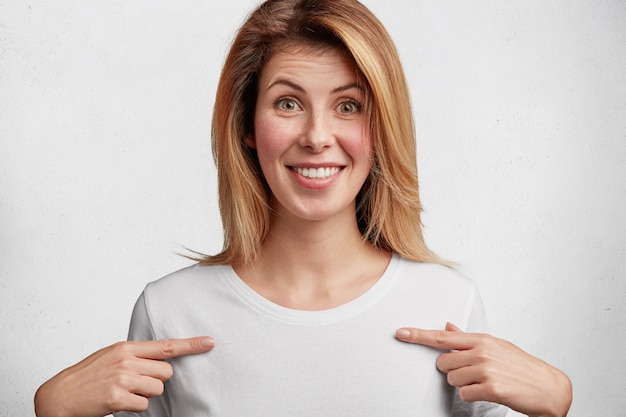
left=291, top=166, right=342, bottom=179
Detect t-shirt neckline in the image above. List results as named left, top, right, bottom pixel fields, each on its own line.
left=219, top=253, right=400, bottom=325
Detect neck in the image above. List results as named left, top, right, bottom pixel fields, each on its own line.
left=267, top=209, right=365, bottom=271
left=234, top=208, right=391, bottom=310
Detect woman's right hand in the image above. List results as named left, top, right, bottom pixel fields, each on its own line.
left=34, top=336, right=215, bottom=417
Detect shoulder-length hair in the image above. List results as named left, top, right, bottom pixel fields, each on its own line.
left=202, top=0, right=441, bottom=266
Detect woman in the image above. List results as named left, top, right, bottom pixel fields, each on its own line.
left=34, top=1, right=572, bottom=416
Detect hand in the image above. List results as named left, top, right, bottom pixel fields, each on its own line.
left=395, top=323, right=572, bottom=417
left=34, top=337, right=215, bottom=417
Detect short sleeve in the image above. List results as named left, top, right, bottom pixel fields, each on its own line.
left=452, top=285, right=509, bottom=417
left=114, top=292, right=172, bottom=417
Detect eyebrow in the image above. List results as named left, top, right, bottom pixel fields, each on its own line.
left=267, top=79, right=363, bottom=94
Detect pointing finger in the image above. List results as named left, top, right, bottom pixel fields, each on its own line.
left=132, top=337, right=215, bottom=360
left=395, top=325, right=476, bottom=351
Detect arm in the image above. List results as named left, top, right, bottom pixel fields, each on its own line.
left=396, top=323, right=572, bottom=417
left=34, top=337, right=215, bottom=417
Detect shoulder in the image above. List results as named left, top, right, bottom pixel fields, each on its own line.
left=390, top=256, right=480, bottom=309
left=388, top=255, right=485, bottom=331
left=133, top=263, right=235, bottom=338
left=142, top=263, right=230, bottom=301
left=394, top=256, right=476, bottom=290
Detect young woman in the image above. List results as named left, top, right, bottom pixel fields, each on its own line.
left=34, top=1, right=572, bottom=416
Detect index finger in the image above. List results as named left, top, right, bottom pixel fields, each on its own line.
left=131, top=336, right=215, bottom=360
left=395, top=328, right=476, bottom=351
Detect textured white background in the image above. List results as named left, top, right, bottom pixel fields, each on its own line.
left=1, top=1, right=625, bottom=416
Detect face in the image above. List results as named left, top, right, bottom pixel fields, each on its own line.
left=246, top=46, right=372, bottom=225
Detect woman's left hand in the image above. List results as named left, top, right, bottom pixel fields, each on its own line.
left=395, top=323, right=572, bottom=417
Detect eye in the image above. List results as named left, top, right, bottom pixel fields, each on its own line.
left=275, top=98, right=301, bottom=111
left=337, top=100, right=361, bottom=115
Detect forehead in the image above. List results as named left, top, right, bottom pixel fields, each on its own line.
left=258, top=43, right=363, bottom=88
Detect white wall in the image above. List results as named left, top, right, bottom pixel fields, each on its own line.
left=1, top=1, right=624, bottom=416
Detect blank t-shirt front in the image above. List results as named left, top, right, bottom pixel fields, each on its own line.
left=116, top=254, right=508, bottom=417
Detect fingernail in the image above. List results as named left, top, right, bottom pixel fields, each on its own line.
left=396, top=329, right=411, bottom=339
left=200, top=337, right=215, bottom=348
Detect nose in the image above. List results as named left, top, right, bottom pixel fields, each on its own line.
left=299, top=112, right=334, bottom=152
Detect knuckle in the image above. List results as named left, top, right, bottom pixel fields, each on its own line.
left=434, top=330, right=449, bottom=345
left=154, top=361, right=174, bottom=381
left=110, top=341, right=133, bottom=358
left=112, top=372, right=132, bottom=389
left=436, top=353, right=449, bottom=371
left=474, top=346, right=490, bottom=363
left=105, top=386, right=128, bottom=412
left=154, top=380, right=165, bottom=396
left=458, top=386, right=475, bottom=402
left=136, top=396, right=150, bottom=412
left=162, top=362, right=174, bottom=380
left=117, top=357, right=135, bottom=371
left=478, top=334, right=496, bottom=346
left=109, top=341, right=125, bottom=353
left=473, top=336, right=497, bottom=362
left=188, top=337, right=203, bottom=351
left=446, top=371, right=457, bottom=387
left=483, top=379, right=507, bottom=401
left=159, top=339, right=176, bottom=357
left=435, top=355, right=443, bottom=370
left=475, top=365, right=490, bottom=381
left=125, top=394, right=149, bottom=413
left=478, top=333, right=498, bottom=350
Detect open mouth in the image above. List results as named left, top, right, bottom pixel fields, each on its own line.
left=291, top=166, right=342, bottom=179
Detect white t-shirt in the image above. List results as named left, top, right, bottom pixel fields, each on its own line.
left=116, top=254, right=508, bottom=417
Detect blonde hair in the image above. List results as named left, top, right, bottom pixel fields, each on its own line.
left=203, top=0, right=441, bottom=266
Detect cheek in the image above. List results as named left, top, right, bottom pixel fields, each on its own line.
left=253, top=118, right=290, bottom=161
left=340, top=125, right=373, bottom=163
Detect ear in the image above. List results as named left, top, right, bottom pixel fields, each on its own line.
left=244, top=134, right=257, bottom=149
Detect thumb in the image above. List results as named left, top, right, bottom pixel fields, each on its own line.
left=445, top=322, right=463, bottom=332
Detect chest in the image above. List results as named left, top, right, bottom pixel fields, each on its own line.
left=166, top=314, right=454, bottom=416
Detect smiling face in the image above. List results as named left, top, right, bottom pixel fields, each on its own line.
left=245, top=46, right=372, bottom=226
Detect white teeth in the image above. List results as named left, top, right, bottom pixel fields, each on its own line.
left=293, top=166, right=340, bottom=179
